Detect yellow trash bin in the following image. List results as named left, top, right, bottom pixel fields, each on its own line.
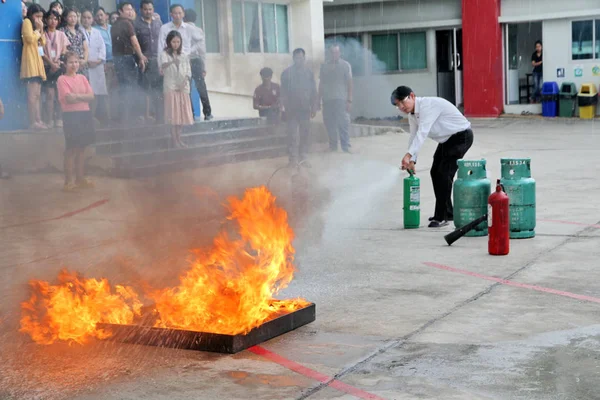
left=578, top=83, right=598, bottom=119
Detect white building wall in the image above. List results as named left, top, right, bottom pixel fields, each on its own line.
left=501, top=0, right=600, bottom=20
left=210, top=0, right=325, bottom=118
left=500, top=0, right=600, bottom=116
left=542, top=17, right=600, bottom=115
left=323, top=0, right=461, bottom=119
left=324, top=0, right=461, bottom=33
left=352, top=29, right=438, bottom=119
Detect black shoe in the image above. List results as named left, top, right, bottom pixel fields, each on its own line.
left=429, top=215, right=453, bottom=222
left=342, top=148, right=352, bottom=154
left=204, top=115, right=214, bottom=121
left=428, top=220, right=449, bottom=228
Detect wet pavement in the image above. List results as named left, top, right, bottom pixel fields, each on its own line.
left=1, top=118, right=600, bottom=399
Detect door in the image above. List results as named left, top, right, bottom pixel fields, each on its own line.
left=436, top=30, right=455, bottom=103
left=503, top=22, right=543, bottom=106
left=453, top=28, right=463, bottom=107
left=505, top=24, right=520, bottom=105
left=436, top=29, right=463, bottom=106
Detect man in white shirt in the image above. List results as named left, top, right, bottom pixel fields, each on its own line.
left=184, top=9, right=212, bottom=121
left=391, top=86, right=473, bottom=228
left=157, top=4, right=212, bottom=120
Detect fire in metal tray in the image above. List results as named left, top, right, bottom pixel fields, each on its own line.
left=97, top=303, right=316, bottom=354
left=19, top=186, right=314, bottom=349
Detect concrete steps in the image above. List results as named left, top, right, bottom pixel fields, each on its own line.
left=111, top=145, right=288, bottom=178
left=95, top=126, right=284, bottom=156
left=92, top=118, right=288, bottom=178
left=94, top=118, right=263, bottom=142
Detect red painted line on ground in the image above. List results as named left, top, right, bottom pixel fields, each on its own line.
left=249, top=346, right=385, bottom=400
left=0, top=198, right=109, bottom=229
left=423, top=262, right=600, bottom=304
left=539, top=219, right=600, bottom=229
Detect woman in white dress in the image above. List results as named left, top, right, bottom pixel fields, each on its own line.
left=81, top=10, right=107, bottom=124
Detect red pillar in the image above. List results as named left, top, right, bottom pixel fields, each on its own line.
left=462, top=0, right=504, bottom=117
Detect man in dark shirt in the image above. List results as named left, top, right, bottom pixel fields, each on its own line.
left=134, top=0, right=163, bottom=123
left=531, top=40, right=543, bottom=104
left=280, top=48, right=318, bottom=167
left=111, top=1, right=147, bottom=123
left=253, top=67, right=280, bottom=123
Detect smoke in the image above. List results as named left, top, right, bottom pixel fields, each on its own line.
left=324, top=35, right=393, bottom=119
left=320, top=159, right=399, bottom=229
left=324, top=35, right=388, bottom=73
left=288, top=155, right=400, bottom=256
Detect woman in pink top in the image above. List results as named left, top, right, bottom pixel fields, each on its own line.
left=43, top=9, right=69, bottom=128
left=57, top=52, right=96, bottom=192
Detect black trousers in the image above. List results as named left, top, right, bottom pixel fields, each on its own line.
left=114, top=55, right=140, bottom=123
left=190, top=58, right=212, bottom=117
left=138, top=56, right=164, bottom=123
left=430, top=128, right=474, bottom=221
left=286, top=109, right=311, bottom=162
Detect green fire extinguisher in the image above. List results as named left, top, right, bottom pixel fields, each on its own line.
left=403, top=169, right=420, bottom=229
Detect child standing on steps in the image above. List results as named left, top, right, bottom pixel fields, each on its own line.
left=57, top=51, right=96, bottom=192
left=159, top=30, right=193, bottom=148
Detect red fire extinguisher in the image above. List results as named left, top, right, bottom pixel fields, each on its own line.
left=488, top=179, right=510, bottom=256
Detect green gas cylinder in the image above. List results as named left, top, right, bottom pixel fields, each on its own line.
left=453, top=159, right=491, bottom=237
left=403, top=170, right=420, bottom=229
left=500, top=158, right=536, bottom=239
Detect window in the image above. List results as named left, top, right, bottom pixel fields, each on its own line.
left=572, top=20, right=593, bottom=60
left=371, top=34, right=399, bottom=72
left=232, top=1, right=289, bottom=54
left=399, top=32, right=427, bottom=70
left=194, top=0, right=220, bottom=53
left=244, top=2, right=261, bottom=52
left=371, top=31, right=427, bottom=73
left=325, top=34, right=365, bottom=76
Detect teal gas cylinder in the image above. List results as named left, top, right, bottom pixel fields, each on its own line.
left=500, top=158, right=536, bottom=239
left=453, top=159, right=491, bottom=237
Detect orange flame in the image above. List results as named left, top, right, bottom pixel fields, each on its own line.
left=151, top=186, right=309, bottom=335
left=20, top=186, right=309, bottom=344
left=20, top=270, right=143, bottom=344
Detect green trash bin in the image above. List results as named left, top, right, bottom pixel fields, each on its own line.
left=559, top=82, right=577, bottom=117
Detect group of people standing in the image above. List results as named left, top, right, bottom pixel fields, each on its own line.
left=19, top=1, right=213, bottom=134
left=252, top=44, right=354, bottom=167
left=18, top=1, right=215, bottom=190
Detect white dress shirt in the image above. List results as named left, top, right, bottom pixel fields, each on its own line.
left=407, top=97, right=471, bottom=161
left=157, top=21, right=206, bottom=61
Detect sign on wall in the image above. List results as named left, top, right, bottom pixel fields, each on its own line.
left=557, top=68, right=565, bottom=78
left=574, top=65, right=583, bottom=78
left=593, top=66, right=600, bottom=77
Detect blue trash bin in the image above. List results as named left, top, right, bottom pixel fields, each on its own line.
left=541, top=82, right=559, bottom=117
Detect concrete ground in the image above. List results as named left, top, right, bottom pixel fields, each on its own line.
left=1, top=118, right=600, bottom=400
